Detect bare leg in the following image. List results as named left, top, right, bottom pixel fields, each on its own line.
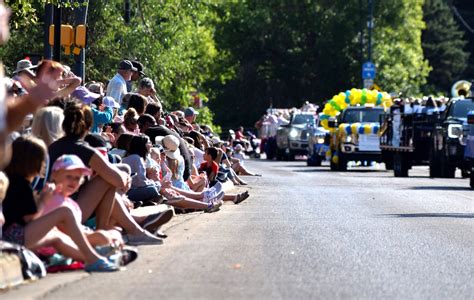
left=187, top=177, right=206, bottom=192
left=232, top=162, right=256, bottom=176
left=168, top=197, right=208, bottom=210
left=108, top=193, right=144, bottom=235
left=76, top=176, right=115, bottom=229
left=24, top=207, right=102, bottom=264
left=170, top=186, right=204, bottom=200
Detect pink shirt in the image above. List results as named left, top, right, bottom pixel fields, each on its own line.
left=42, top=193, right=82, bottom=223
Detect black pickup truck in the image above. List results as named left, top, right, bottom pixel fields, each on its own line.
left=430, top=98, right=474, bottom=178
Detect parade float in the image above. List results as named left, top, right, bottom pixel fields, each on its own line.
left=318, top=88, right=393, bottom=171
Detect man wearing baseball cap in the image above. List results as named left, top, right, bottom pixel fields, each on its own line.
left=106, top=59, right=137, bottom=107
left=184, top=107, right=199, bottom=123
left=127, top=60, right=145, bottom=92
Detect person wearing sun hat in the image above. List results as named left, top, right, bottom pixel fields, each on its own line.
left=12, top=59, right=37, bottom=78
left=71, top=86, right=114, bottom=134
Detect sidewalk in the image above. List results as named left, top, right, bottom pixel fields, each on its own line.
left=0, top=180, right=238, bottom=299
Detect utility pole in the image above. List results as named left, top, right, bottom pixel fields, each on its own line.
left=53, top=4, right=61, bottom=62
left=44, top=4, right=53, bottom=60
left=73, top=0, right=88, bottom=83
left=367, top=0, right=374, bottom=63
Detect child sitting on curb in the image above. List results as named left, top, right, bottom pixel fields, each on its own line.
left=2, top=136, right=119, bottom=272
left=199, top=147, right=250, bottom=204
left=42, top=154, right=124, bottom=250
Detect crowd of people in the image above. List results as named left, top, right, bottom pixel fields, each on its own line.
left=0, top=53, right=260, bottom=274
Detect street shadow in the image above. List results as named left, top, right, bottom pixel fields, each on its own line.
left=378, top=213, right=474, bottom=219
left=292, top=168, right=333, bottom=173
left=406, top=186, right=471, bottom=191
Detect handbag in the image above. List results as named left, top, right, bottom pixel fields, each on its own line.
left=0, top=241, right=46, bottom=281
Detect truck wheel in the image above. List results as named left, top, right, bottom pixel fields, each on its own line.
left=307, top=155, right=321, bottom=167
left=429, top=147, right=441, bottom=178
left=440, top=155, right=456, bottom=178
left=338, top=153, right=347, bottom=171
left=384, top=158, right=394, bottom=170
left=393, top=153, right=408, bottom=177
left=470, top=171, right=474, bottom=189
left=276, top=148, right=285, bottom=161
left=287, top=151, right=295, bottom=161
left=314, top=156, right=322, bottom=167
left=330, top=155, right=338, bottom=171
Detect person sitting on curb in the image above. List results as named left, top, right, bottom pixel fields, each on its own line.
left=199, top=147, right=249, bottom=204
left=2, top=136, right=118, bottom=272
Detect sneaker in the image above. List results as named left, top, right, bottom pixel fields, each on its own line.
left=205, top=200, right=222, bottom=213
left=126, top=231, right=163, bottom=246
left=85, top=258, right=120, bottom=272
left=142, top=209, right=174, bottom=234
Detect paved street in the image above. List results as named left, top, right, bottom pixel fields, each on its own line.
left=6, top=159, right=474, bottom=299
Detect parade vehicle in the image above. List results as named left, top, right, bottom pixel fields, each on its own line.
left=429, top=97, right=474, bottom=178
left=319, top=88, right=393, bottom=171
left=379, top=105, right=440, bottom=177
left=275, top=112, right=316, bottom=160
left=306, top=124, right=329, bottom=166
left=327, top=106, right=385, bottom=171
left=465, top=111, right=474, bottom=188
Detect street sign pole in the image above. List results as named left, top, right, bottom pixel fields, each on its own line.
left=53, top=4, right=61, bottom=62
left=367, top=0, right=374, bottom=63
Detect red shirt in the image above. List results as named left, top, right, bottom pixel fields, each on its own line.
left=199, top=161, right=219, bottom=180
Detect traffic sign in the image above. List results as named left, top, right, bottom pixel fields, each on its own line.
left=362, top=61, right=376, bottom=80
left=363, top=79, right=374, bottom=89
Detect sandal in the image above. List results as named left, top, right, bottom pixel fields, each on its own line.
left=233, top=192, right=250, bottom=204
left=85, top=258, right=119, bottom=272
left=108, top=246, right=138, bottom=267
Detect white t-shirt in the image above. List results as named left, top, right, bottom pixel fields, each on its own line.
left=106, top=73, right=127, bottom=106
left=193, top=147, right=204, bottom=168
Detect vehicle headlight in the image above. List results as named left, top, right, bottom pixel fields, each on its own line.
left=317, top=137, right=325, bottom=144
left=448, top=124, right=463, bottom=139
left=289, top=129, right=299, bottom=139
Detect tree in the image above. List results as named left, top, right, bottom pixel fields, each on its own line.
left=422, top=0, right=469, bottom=94
left=372, top=0, right=431, bottom=96
left=451, top=0, right=474, bottom=81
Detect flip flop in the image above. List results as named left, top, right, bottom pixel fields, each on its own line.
left=85, top=258, right=119, bottom=272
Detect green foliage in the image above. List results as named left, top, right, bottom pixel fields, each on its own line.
left=422, top=0, right=469, bottom=95
left=372, top=0, right=431, bottom=96
left=1, top=0, right=472, bottom=129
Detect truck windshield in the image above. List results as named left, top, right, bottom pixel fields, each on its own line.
left=292, top=114, right=314, bottom=125
left=451, top=100, right=474, bottom=119
left=342, top=108, right=383, bottom=123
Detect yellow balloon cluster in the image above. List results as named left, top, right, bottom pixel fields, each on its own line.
left=319, top=88, right=392, bottom=130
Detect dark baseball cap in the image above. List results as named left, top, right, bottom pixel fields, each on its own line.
left=118, top=60, right=138, bottom=72
left=131, top=60, right=145, bottom=76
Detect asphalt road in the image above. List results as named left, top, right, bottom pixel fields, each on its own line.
left=7, top=159, right=474, bottom=299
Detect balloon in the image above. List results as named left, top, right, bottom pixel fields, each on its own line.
left=345, top=91, right=351, bottom=104
left=351, top=123, right=360, bottom=134
left=320, top=119, right=329, bottom=129
left=364, top=124, right=372, bottom=134
left=372, top=124, right=380, bottom=134
left=360, top=89, right=367, bottom=105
